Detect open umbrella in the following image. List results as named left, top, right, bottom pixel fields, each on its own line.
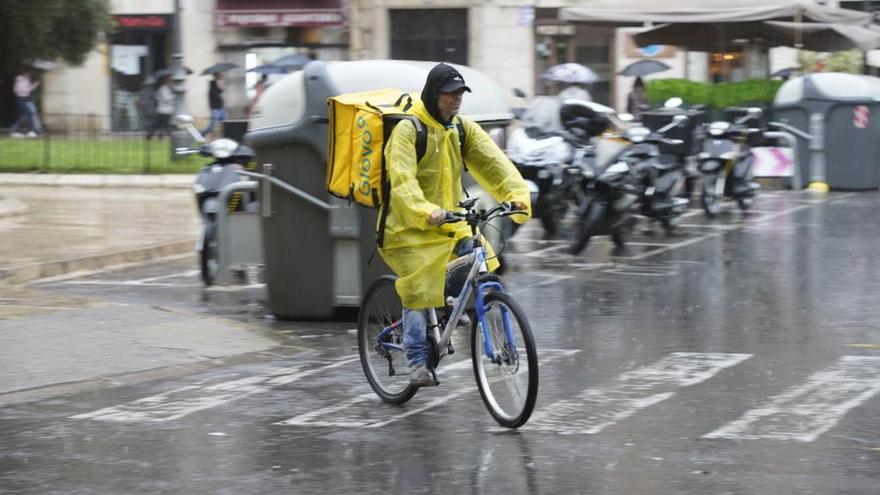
left=541, top=63, right=600, bottom=84
left=618, top=59, right=672, bottom=77
left=201, top=62, right=238, bottom=75
left=771, top=66, right=800, bottom=79
left=30, top=59, right=58, bottom=71
left=270, top=53, right=312, bottom=70
left=247, top=64, right=288, bottom=75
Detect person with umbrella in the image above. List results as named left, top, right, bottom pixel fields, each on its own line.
left=198, top=63, right=237, bottom=136
left=146, top=75, right=174, bottom=140
left=543, top=62, right=597, bottom=101
left=626, top=76, right=648, bottom=121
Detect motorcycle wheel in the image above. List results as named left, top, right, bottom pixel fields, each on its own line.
left=200, top=228, right=219, bottom=286
left=701, top=174, right=722, bottom=218
left=569, top=200, right=604, bottom=255
left=539, top=191, right=568, bottom=237
left=611, top=216, right=635, bottom=248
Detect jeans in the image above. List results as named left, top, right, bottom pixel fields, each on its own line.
left=402, top=309, right=429, bottom=367
left=402, top=237, right=474, bottom=367
left=201, top=108, right=228, bottom=136
left=10, top=97, right=42, bottom=133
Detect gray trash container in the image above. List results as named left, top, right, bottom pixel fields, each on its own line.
left=245, top=60, right=515, bottom=320
left=773, top=73, right=880, bottom=190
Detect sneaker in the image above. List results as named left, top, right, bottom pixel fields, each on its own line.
left=409, top=364, right=436, bottom=387
left=26, top=131, right=37, bottom=138
left=9, top=132, right=25, bottom=138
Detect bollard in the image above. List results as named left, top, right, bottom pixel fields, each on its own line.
left=807, top=113, right=829, bottom=193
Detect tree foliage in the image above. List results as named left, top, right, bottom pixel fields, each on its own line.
left=0, top=0, right=112, bottom=74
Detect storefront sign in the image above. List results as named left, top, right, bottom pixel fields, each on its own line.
left=216, top=10, right=344, bottom=27
left=113, top=15, right=169, bottom=30
left=216, top=1, right=344, bottom=27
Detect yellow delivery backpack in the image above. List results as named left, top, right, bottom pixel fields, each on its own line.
left=326, top=89, right=426, bottom=208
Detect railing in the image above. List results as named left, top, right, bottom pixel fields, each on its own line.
left=1, top=113, right=215, bottom=174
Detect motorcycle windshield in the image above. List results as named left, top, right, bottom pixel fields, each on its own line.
left=521, top=96, right=564, bottom=134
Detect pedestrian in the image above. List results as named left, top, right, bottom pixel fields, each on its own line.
left=9, top=69, right=43, bottom=138
left=247, top=74, right=269, bottom=118
left=200, top=72, right=228, bottom=137
left=627, top=76, right=649, bottom=121
left=379, top=63, right=532, bottom=386
left=146, top=75, right=174, bottom=140
left=558, top=82, right=592, bottom=102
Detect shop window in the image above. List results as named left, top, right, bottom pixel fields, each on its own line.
left=390, top=9, right=468, bottom=65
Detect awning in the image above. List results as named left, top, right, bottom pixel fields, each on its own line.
left=216, top=0, right=344, bottom=27
left=560, top=1, right=872, bottom=25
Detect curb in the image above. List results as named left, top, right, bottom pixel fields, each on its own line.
left=0, top=173, right=193, bottom=189
left=0, top=197, right=28, bottom=218
left=0, top=238, right=197, bottom=285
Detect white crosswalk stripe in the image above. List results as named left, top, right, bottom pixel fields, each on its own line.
left=526, top=352, right=752, bottom=435
left=70, top=357, right=358, bottom=422
left=703, top=356, right=880, bottom=442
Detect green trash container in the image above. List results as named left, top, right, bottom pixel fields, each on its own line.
left=245, top=60, right=516, bottom=320
left=773, top=73, right=880, bottom=190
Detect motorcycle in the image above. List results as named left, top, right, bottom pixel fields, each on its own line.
left=175, top=115, right=257, bottom=285
left=698, top=107, right=763, bottom=217
left=570, top=114, right=690, bottom=255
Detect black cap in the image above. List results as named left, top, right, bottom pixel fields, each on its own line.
left=438, top=72, right=471, bottom=94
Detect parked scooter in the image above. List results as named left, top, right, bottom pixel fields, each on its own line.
left=698, top=107, right=763, bottom=217
left=175, top=115, right=256, bottom=285
left=570, top=114, right=690, bottom=255
left=507, top=96, right=597, bottom=237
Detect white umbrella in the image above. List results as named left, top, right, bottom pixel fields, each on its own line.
left=542, top=63, right=600, bottom=84
left=30, top=59, right=58, bottom=71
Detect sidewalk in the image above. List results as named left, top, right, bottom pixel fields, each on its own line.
left=0, top=174, right=199, bottom=284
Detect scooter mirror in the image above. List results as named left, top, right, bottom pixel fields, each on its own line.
left=672, top=114, right=690, bottom=126
left=664, top=97, right=684, bottom=109
left=747, top=107, right=764, bottom=117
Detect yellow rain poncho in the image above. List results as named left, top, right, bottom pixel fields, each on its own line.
left=378, top=99, right=532, bottom=309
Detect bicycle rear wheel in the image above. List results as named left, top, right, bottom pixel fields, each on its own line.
left=358, top=275, right=418, bottom=404
left=471, top=291, right=538, bottom=428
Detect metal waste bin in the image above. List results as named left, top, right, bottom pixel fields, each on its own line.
left=773, top=73, right=880, bottom=190
left=245, top=60, right=515, bottom=320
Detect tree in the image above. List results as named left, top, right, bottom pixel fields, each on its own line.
left=0, top=0, right=112, bottom=74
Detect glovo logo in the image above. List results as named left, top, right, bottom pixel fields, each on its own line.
left=356, top=115, right=374, bottom=197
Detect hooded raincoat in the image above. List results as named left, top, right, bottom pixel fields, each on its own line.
left=378, top=83, right=532, bottom=309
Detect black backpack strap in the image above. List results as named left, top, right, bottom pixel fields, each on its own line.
left=377, top=117, right=426, bottom=248
left=456, top=119, right=467, bottom=171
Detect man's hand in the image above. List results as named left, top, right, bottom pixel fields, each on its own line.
left=428, top=208, right=446, bottom=226
left=510, top=202, right=527, bottom=211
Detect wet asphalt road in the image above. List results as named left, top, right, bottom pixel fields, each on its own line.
left=1, top=190, right=879, bottom=494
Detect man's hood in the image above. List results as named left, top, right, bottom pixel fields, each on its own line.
left=420, top=63, right=470, bottom=127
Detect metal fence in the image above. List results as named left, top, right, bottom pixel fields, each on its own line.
left=2, top=113, right=210, bottom=174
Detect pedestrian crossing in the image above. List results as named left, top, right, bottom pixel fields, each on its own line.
left=69, top=351, right=880, bottom=443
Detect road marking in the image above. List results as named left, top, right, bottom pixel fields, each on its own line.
left=703, top=356, right=880, bottom=442
left=277, top=349, right=580, bottom=429
left=134, top=270, right=200, bottom=283
left=524, top=244, right=567, bottom=257
left=526, top=352, right=752, bottom=435
left=71, top=356, right=358, bottom=422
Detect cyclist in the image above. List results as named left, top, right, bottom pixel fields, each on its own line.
left=379, top=63, right=533, bottom=386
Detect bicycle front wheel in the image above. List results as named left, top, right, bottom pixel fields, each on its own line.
left=358, top=276, right=418, bottom=404
left=471, top=291, right=538, bottom=428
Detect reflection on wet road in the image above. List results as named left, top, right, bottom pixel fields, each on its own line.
left=1, top=190, right=879, bottom=494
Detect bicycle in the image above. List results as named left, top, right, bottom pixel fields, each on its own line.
left=357, top=197, right=539, bottom=429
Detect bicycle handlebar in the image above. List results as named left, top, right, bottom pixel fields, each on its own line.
left=440, top=201, right=526, bottom=226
